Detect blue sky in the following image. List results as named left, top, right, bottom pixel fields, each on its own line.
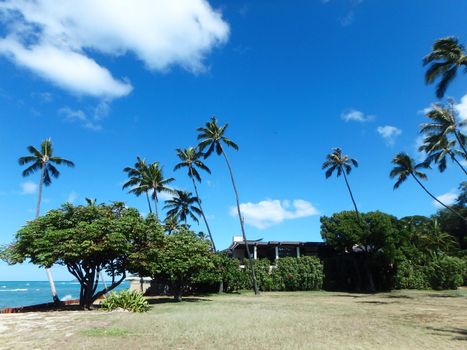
left=0, top=0, right=466, bottom=280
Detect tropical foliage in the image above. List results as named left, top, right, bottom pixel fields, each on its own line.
left=101, top=290, right=150, bottom=313
left=163, top=190, right=201, bottom=225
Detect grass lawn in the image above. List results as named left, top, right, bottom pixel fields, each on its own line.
left=1, top=289, right=466, bottom=349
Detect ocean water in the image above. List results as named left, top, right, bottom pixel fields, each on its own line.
left=0, top=280, right=130, bottom=309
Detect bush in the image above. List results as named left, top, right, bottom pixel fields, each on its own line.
left=244, top=259, right=274, bottom=291
left=218, top=254, right=249, bottom=292
left=272, top=256, right=324, bottom=291
left=426, top=255, right=465, bottom=290
left=101, top=290, right=149, bottom=312
left=394, top=259, right=429, bottom=289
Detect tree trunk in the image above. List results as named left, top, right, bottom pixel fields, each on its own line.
left=342, top=168, right=360, bottom=221
left=411, top=173, right=466, bottom=221
left=36, top=163, right=60, bottom=305
left=450, top=152, right=467, bottom=176
left=221, top=149, right=259, bottom=295
left=145, top=191, right=153, bottom=214
left=189, top=167, right=216, bottom=252
left=153, top=191, right=159, bottom=222
left=455, top=131, right=467, bottom=159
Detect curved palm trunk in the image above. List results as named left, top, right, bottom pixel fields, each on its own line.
left=454, top=131, right=467, bottom=159
left=447, top=150, right=467, bottom=176
left=221, top=149, right=259, bottom=295
left=341, top=167, right=360, bottom=220
left=36, top=163, right=60, bottom=304
left=145, top=191, right=153, bottom=214
left=411, top=173, right=466, bottom=222
left=189, top=167, right=216, bottom=252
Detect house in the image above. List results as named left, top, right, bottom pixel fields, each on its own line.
left=227, top=236, right=326, bottom=262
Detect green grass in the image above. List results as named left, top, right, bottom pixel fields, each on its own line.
left=1, top=289, right=466, bottom=349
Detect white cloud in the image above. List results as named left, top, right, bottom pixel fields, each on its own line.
left=377, top=125, right=402, bottom=145
left=230, top=199, right=319, bottom=230
left=0, top=0, right=229, bottom=98
left=59, top=104, right=108, bottom=130
left=157, top=191, right=174, bottom=202
left=66, top=191, right=78, bottom=203
left=433, top=191, right=458, bottom=208
left=21, top=181, right=37, bottom=195
left=341, top=109, right=374, bottom=122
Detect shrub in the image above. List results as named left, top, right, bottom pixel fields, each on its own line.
left=272, top=256, right=324, bottom=291
left=101, top=290, right=149, bottom=312
left=244, top=259, right=274, bottom=291
left=394, top=259, right=429, bottom=289
left=426, top=255, right=465, bottom=290
left=217, top=254, right=249, bottom=292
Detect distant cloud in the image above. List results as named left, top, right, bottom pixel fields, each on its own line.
left=59, top=101, right=110, bottom=130
left=21, top=181, right=38, bottom=195
left=341, top=109, right=374, bottom=122
left=66, top=191, right=78, bottom=203
left=455, top=95, right=467, bottom=133
left=340, top=11, right=355, bottom=26
left=433, top=191, right=457, bottom=208
left=0, top=0, right=229, bottom=99
left=230, top=199, right=319, bottom=229
left=377, top=125, right=402, bottom=145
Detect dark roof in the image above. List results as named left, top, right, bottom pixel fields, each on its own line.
left=227, top=240, right=324, bottom=251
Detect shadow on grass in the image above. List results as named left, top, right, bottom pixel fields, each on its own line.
left=426, top=326, right=467, bottom=341
left=357, top=301, right=394, bottom=305
left=426, top=293, right=462, bottom=298
left=146, top=297, right=212, bottom=305
left=384, top=294, right=414, bottom=299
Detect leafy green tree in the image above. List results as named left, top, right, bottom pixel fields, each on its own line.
left=151, top=230, right=216, bottom=301
left=174, top=147, right=216, bottom=251
left=123, top=157, right=153, bottom=213
left=424, top=37, right=467, bottom=98
left=133, top=162, right=175, bottom=222
left=420, top=103, right=467, bottom=160
left=321, top=211, right=399, bottom=291
left=18, top=138, right=74, bottom=304
left=163, top=190, right=201, bottom=226
left=197, top=117, right=259, bottom=295
left=163, top=215, right=179, bottom=235
left=390, top=152, right=466, bottom=221
left=322, top=148, right=360, bottom=220
left=2, top=203, right=146, bottom=309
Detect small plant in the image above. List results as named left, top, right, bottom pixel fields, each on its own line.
left=101, top=290, right=149, bottom=312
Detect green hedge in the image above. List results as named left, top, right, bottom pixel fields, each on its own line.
left=394, top=255, right=465, bottom=290
left=272, top=256, right=324, bottom=291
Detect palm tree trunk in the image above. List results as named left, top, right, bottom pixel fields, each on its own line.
left=145, top=191, right=153, bottom=214
left=221, top=149, right=259, bottom=295
left=450, top=152, right=467, bottom=176
left=342, top=167, right=360, bottom=220
left=36, top=163, right=60, bottom=304
left=189, top=167, right=216, bottom=252
left=455, top=131, right=467, bottom=158
left=411, top=173, right=466, bottom=221
left=153, top=191, right=159, bottom=222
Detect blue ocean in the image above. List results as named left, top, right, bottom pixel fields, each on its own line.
left=0, top=280, right=130, bottom=309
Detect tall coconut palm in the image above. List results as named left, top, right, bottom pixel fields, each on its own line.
left=174, top=147, right=216, bottom=251
left=322, top=148, right=360, bottom=219
left=133, top=162, right=175, bottom=222
left=390, top=152, right=466, bottom=221
left=163, top=190, right=201, bottom=226
left=420, top=103, right=467, bottom=159
left=18, top=138, right=75, bottom=304
left=424, top=36, right=467, bottom=98
left=122, top=157, right=153, bottom=214
left=419, top=134, right=467, bottom=176
left=197, top=117, right=259, bottom=295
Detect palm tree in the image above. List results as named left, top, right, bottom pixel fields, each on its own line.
left=164, top=215, right=179, bottom=234
left=420, top=103, right=467, bottom=159
left=122, top=157, right=153, bottom=214
left=390, top=152, right=466, bottom=221
left=133, top=162, right=175, bottom=222
left=197, top=116, right=259, bottom=295
left=424, top=36, right=467, bottom=98
left=419, top=134, right=467, bottom=176
left=18, top=138, right=75, bottom=304
left=174, top=147, right=216, bottom=251
left=322, top=148, right=360, bottom=219
left=163, top=190, right=202, bottom=226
